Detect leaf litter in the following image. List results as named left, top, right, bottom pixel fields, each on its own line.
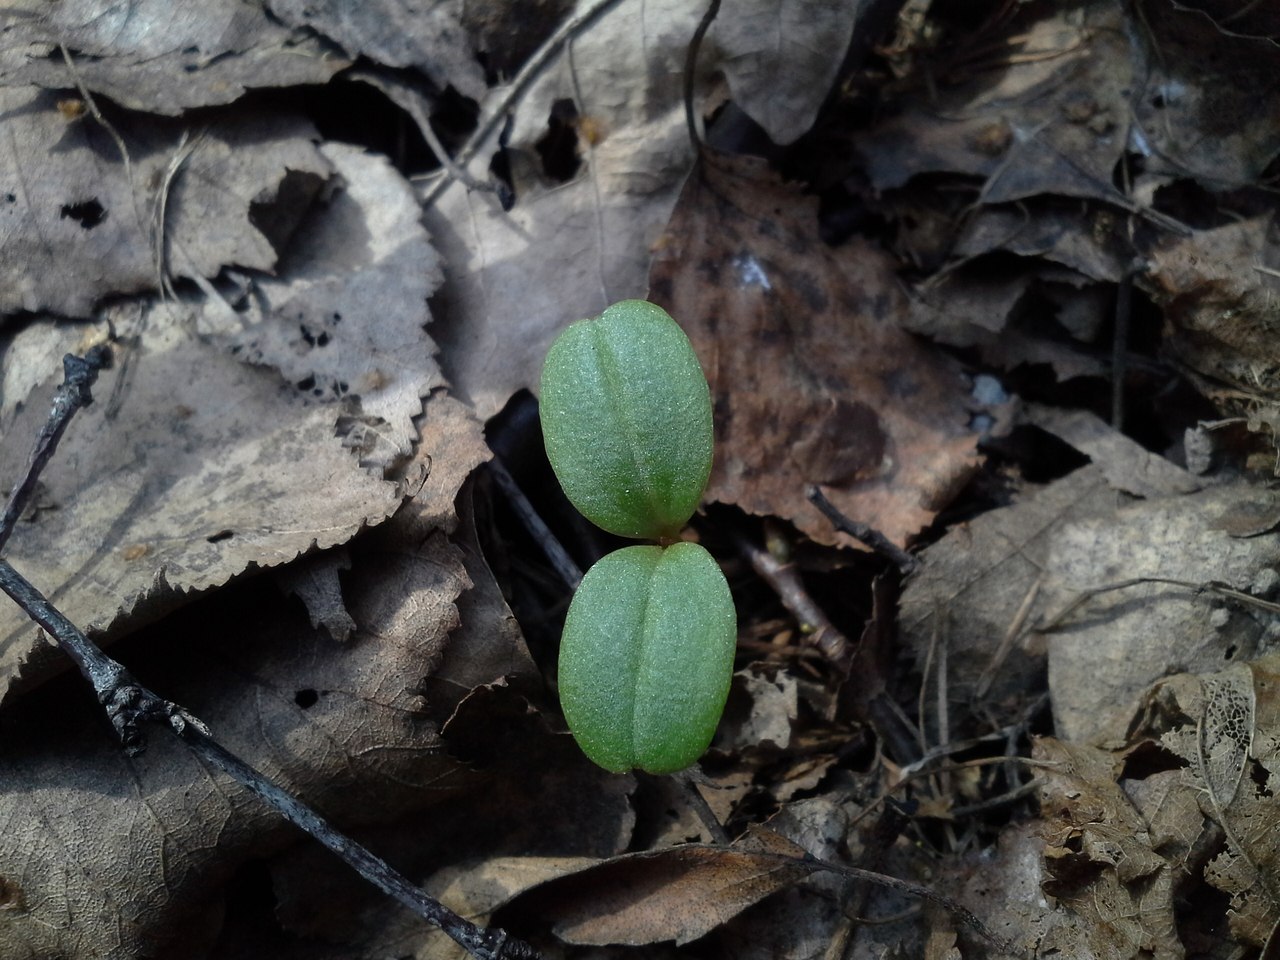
left=2, top=0, right=1280, bottom=958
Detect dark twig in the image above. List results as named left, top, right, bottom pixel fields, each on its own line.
left=0, top=353, right=539, bottom=960
left=807, top=486, right=919, bottom=574
left=683, top=0, right=722, bottom=152
left=0, top=348, right=110, bottom=554
left=488, top=457, right=582, bottom=588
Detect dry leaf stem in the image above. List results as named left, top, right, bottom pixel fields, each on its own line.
left=0, top=350, right=539, bottom=960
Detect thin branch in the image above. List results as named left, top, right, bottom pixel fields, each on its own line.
left=487, top=457, right=582, bottom=588
left=0, top=353, right=539, bottom=960
left=683, top=0, right=722, bottom=153
left=807, top=487, right=919, bottom=574
left=734, top=530, right=851, bottom=665
left=416, top=0, right=628, bottom=207
left=0, top=348, right=110, bottom=554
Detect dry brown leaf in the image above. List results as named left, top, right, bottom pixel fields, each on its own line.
left=1144, top=216, right=1280, bottom=408
left=0, top=309, right=402, bottom=705
left=0, top=520, right=482, bottom=959
left=857, top=2, right=1131, bottom=206
left=1036, top=737, right=1183, bottom=960
left=1129, top=3, right=1280, bottom=191
left=269, top=679, right=633, bottom=958
left=717, top=799, right=853, bottom=960
left=1042, top=482, right=1280, bottom=743
left=523, top=826, right=814, bottom=947
left=430, top=0, right=860, bottom=421
left=0, top=91, right=330, bottom=317
left=0, top=135, right=455, bottom=704
left=0, top=0, right=345, bottom=114
left=650, top=152, right=980, bottom=549
left=427, top=0, right=705, bottom=421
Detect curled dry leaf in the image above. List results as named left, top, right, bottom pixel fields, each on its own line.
left=0, top=0, right=346, bottom=114
left=514, top=826, right=815, bottom=947
left=650, top=152, right=980, bottom=549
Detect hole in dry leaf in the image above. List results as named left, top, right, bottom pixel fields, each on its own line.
left=294, top=688, right=319, bottom=709
left=1249, top=759, right=1272, bottom=797
left=59, top=199, right=105, bottom=229
left=296, top=375, right=316, bottom=392
left=206, top=530, right=234, bottom=544
left=535, top=98, right=582, bottom=182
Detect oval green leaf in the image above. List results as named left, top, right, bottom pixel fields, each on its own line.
left=540, top=299, right=713, bottom=540
left=558, top=542, right=737, bottom=774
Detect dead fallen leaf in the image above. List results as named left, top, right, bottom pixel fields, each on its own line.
left=856, top=2, right=1132, bottom=207
left=515, top=826, right=815, bottom=947
left=217, top=141, right=444, bottom=467
left=650, top=152, right=980, bottom=549
left=430, top=0, right=860, bottom=422
left=0, top=0, right=346, bottom=114
left=1129, top=3, right=1280, bottom=191
left=1144, top=216, right=1280, bottom=408
left=0, top=307, right=402, bottom=706
left=899, top=466, right=1116, bottom=734
left=266, top=0, right=485, bottom=100
left=0, top=91, right=330, bottom=317
left=1036, top=737, right=1183, bottom=960
left=1042, top=482, right=1280, bottom=743
left=0, top=521, right=481, bottom=959
left=1025, top=405, right=1202, bottom=499
left=1137, top=657, right=1280, bottom=947
left=707, top=0, right=863, bottom=146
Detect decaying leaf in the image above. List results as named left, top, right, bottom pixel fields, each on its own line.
left=217, top=141, right=444, bottom=466
left=857, top=2, right=1132, bottom=207
left=513, top=825, right=815, bottom=947
left=707, top=0, right=862, bottom=146
left=0, top=0, right=346, bottom=114
left=1144, top=216, right=1280, bottom=409
left=0, top=520, right=481, bottom=959
left=266, top=0, right=486, bottom=101
left=0, top=309, right=402, bottom=705
left=1026, top=405, right=1202, bottom=499
left=1140, top=658, right=1280, bottom=946
left=429, top=0, right=862, bottom=422
left=1042, top=482, right=1280, bottom=743
left=0, top=91, right=330, bottom=317
left=1036, top=738, right=1183, bottom=960
left=899, top=462, right=1116, bottom=734
left=650, top=152, right=980, bottom=549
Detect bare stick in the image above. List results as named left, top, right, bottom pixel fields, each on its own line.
left=487, top=457, right=582, bottom=588
left=0, top=348, right=110, bottom=554
left=734, top=531, right=851, bottom=665
left=0, top=353, right=538, bottom=960
left=808, top=487, right=919, bottom=574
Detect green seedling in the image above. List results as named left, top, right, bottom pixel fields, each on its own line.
left=540, top=300, right=736, bottom=774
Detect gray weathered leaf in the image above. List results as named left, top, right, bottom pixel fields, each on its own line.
left=0, top=0, right=346, bottom=114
